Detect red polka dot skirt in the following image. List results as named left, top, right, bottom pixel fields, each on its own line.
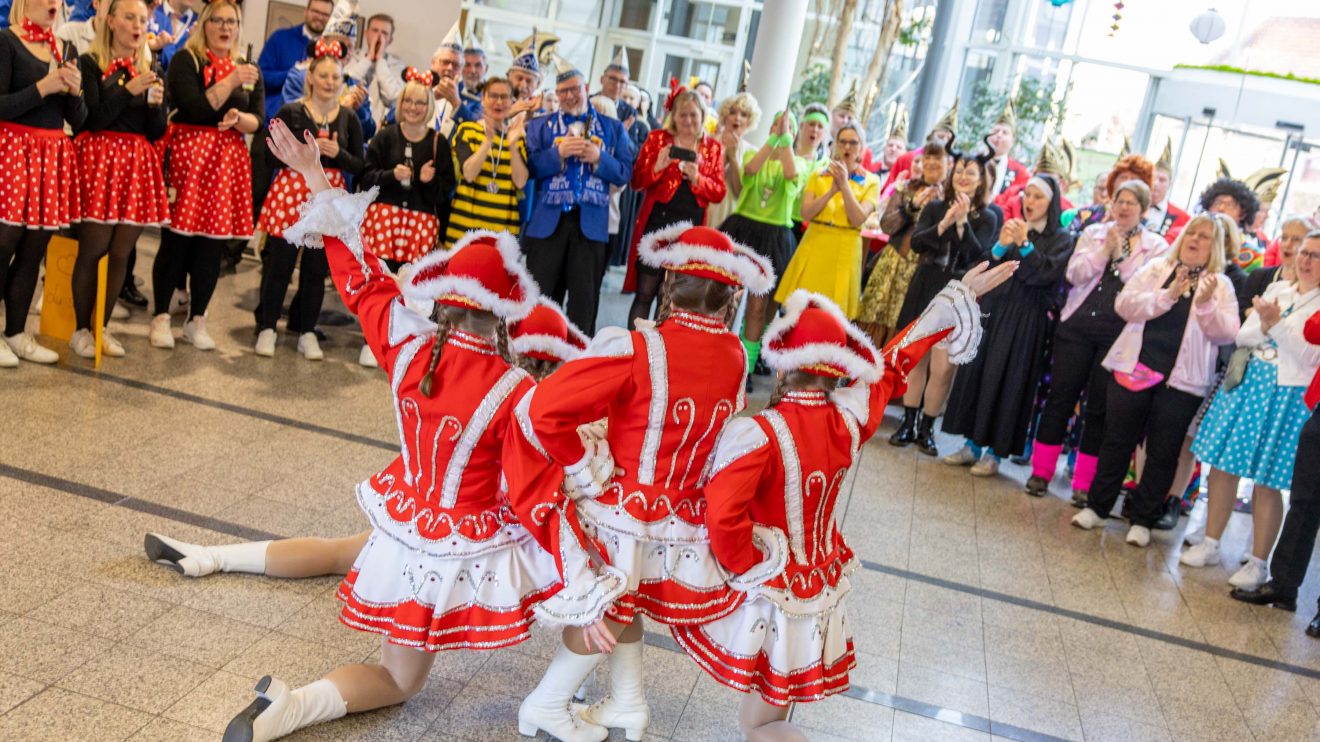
left=360, top=202, right=441, bottom=264
left=75, top=131, right=170, bottom=226
left=257, top=167, right=345, bottom=239
left=162, top=123, right=253, bottom=239
left=0, top=122, right=80, bottom=230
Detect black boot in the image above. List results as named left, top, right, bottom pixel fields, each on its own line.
left=914, top=412, right=938, bottom=456
left=1229, top=581, right=1297, bottom=612
left=1309, top=611, right=1320, bottom=638
left=889, top=407, right=918, bottom=447
left=1153, top=496, right=1182, bottom=531
left=119, top=281, right=149, bottom=308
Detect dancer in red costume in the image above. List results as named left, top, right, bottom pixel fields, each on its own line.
left=506, top=221, right=775, bottom=742
left=216, top=119, right=561, bottom=742
left=143, top=298, right=588, bottom=584
left=672, top=260, right=1016, bottom=741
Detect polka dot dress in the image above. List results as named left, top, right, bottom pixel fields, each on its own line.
left=1192, top=356, right=1313, bottom=490
left=75, top=131, right=169, bottom=226
left=360, top=202, right=441, bottom=264
left=257, top=167, right=346, bottom=239
left=0, top=123, right=80, bottom=229
left=163, top=124, right=253, bottom=239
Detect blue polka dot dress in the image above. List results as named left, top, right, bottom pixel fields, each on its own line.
left=1192, top=356, right=1312, bottom=490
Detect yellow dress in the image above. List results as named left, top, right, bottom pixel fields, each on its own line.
left=774, top=171, right=880, bottom=318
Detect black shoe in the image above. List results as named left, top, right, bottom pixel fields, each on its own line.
left=1229, top=582, right=1297, bottom=612
left=119, top=282, right=149, bottom=308
left=1308, top=613, right=1320, bottom=638
left=914, top=413, right=938, bottom=456
left=753, top=356, right=770, bottom=377
left=223, top=675, right=274, bottom=742
left=1071, top=489, right=1089, bottom=508
left=1153, top=496, right=1182, bottom=531
left=1009, top=453, right=1031, bottom=465
left=1024, top=475, right=1049, bottom=497
left=888, top=408, right=918, bottom=447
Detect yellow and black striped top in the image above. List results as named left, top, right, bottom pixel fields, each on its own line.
left=446, top=121, right=522, bottom=246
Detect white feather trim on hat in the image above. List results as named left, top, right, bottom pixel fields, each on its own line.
left=529, top=297, right=590, bottom=348
left=402, top=229, right=538, bottom=319
left=636, top=221, right=776, bottom=295
left=512, top=335, right=584, bottom=363
left=762, top=290, right=883, bottom=383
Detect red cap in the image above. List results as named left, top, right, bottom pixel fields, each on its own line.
left=762, top=290, right=880, bottom=382
left=510, top=299, right=589, bottom=363
left=637, top=222, right=774, bottom=295
left=403, top=230, right=538, bottom=319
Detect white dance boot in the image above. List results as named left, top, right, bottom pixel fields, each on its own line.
left=223, top=676, right=346, bottom=742
left=144, top=533, right=271, bottom=577
left=519, top=645, right=608, bottom=742
left=579, top=639, right=650, bottom=741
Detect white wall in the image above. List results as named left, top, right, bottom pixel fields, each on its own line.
left=240, top=0, right=461, bottom=70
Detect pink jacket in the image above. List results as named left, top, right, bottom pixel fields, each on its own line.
left=1061, top=223, right=1169, bottom=323
left=1102, top=259, right=1241, bottom=396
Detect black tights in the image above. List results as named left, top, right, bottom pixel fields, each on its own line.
left=152, top=229, right=223, bottom=319
left=627, top=267, right=663, bottom=331
left=73, top=223, right=141, bottom=330
left=256, top=236, right=328, bottom=332
left=0, top=224, right=53, bottom=337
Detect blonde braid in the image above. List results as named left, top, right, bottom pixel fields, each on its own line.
left=654, top=271, right=674, bottom=325
left=495, top=320, right=515, bottom=366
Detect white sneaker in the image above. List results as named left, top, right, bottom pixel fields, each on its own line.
left=1071, top=508, right=1105, bottom=530
left=5, top=332, right=58, bottom=364
left=70, top=329, right=97, bottom=359
left=942, top=446, right=978, bottom=466
left=1183, top=526, right=1205, bottom=546
left=111, top=302, right=130, bottom=320
left=0, top=336, right=17, bottom=368
left=298, top=332, right=323, bottom=361
left=1180, top=538, right=1221, bottom=568
left=181, top=317, right=216, bottom=351
left=169, top=289, right=190, bottom=315
left=358, top=343, right=377, bottom=368
left=970, top=455, right=999, bottom=477
left=1229, top=557, right=1267, bottom=590
left=1125, top=525, right=1151, bottom=547
left=148, top=314, right=175, bottom=349
left=254, top=329, right=277, bottom=357
left=101, top=329, right=125, bottom=357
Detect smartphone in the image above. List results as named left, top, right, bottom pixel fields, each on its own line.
left=670, top=146, right=697, bottom=163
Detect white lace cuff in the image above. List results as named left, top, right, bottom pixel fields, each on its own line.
left=531, top=517, right=628, bottom=626
left=727, top=525, right=789, bottom=592
left=283, top=186, right=378, bottom=260
left=917, top=279, right=983, bottom=365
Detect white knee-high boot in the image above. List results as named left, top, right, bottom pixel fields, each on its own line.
left=223, top=676, right=346, bottom=742
left=580, top=639, right=649, bottom=741
left=145, top=533, right=270, bottom=577
left=519, top=644, right=609, bottom=742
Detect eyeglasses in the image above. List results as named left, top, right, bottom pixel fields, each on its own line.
left=207, top=17, right=239, bottom=28
left=556, top=86, right=582, bottom=98
left=604, top=74, right=628, bottom=86
left=485, top=92, right=512, bottom=103
left=836, top=139, right=861, bottom=148
left=1298, top=249, right=1320, bottom=262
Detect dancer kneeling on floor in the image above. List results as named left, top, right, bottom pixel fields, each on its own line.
left=143, top=299, right=589, bottom=582
left=674, top=261, right=1014, bottom=741
left=505, top=221, right=775, bottom=742
left=209, top=119, right=561, bottom=742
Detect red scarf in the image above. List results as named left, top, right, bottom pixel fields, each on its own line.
left=19, top=18, right=61, bottom=65
left=102, top=57, right=139, bottom=80
left=202, top=49, right=235, bottom=88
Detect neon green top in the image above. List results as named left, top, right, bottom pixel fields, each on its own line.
left=732, top=149, right=806, bottom=227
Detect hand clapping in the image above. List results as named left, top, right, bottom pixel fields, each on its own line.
left=1253, top=294, right=1282, bottom=328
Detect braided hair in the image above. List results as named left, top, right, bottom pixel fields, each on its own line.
left=418, top=311, right=454, bottom=398
left=494, top=321, right=516, bottom=366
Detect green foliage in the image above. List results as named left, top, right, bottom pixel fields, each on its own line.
left=1172, top=63, right=1320, bottom=87
left=788, top=62, right=832, bottom=112
left=898, top=16, right=932, bottom=47
left=962, top=77, right=1069, bottom=159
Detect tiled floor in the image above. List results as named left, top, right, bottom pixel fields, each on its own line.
left=3, top=234, right=1320, bottom=741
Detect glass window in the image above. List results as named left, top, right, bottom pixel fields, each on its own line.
left=557, top=0, right=605, bottom=27
left=474, top=0, right=551, bottom=16
left=617, top=0, right=656, bottom=31
left=666, top=0, right=741, bottom=46
left=957, top=50, right=996, bottom=119
left=1023, top=0, right=1071, bottom=53
left=659, top=53, right=721, bottom=94
left=971, top=0, right=1010, bottom=45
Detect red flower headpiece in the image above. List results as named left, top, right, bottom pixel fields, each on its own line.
left=664, top=76, right=687, bottom=113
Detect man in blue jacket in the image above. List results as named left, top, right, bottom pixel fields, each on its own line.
left=523, top=56, right=636, bottom=333
left=148, top=0, right=196, bottom=67
left=258, top=0, right=333, bottom=119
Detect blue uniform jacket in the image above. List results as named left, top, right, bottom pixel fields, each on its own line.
left=523, top=111, right=635, bottom=243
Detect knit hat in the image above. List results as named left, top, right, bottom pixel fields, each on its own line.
left=637, top=222, right=774, bottom=295
left=762, top=290, right=881, bottom=382
left=510, top=299, right=589, bottom=363
left=403, top=231, right=538, bottom=319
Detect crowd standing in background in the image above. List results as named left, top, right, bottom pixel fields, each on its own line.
left=2, top=1, right=1320, bottom=739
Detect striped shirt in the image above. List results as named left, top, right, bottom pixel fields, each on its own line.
left=446, top=121, right=522, bottom=246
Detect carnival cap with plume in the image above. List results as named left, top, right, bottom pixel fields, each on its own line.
left=321, top=0, right=358, bottom=42
left=403, top=230, right=538, bottom=319
left=933, top=97, right=959, bottom=138
left=1118, top=134, right=1132, bottom=159
left=995, top=98, right=1016, bottom=131
left=889, top=102, right=909, bottom=141
left=506, top=31, right=560, bottom=64
left=762, top=290, right=881, bottom=383
left=510, top=29, right=543, bottom=76
left=510, top=299, right=589, bottom=364
left=738, top=60, right=751, bottom=94
left=833, top=79, right=859, bottom=116
left=1156, top=137, right=1173, bottom=173
left=436, top=19, right=462, bottom=55
left=637, top=222, right=774, bottom=295
left=1033, top=139, right=1070, bottom=180
left=1243, top=167, right=1288, bottom=204
left=606, top=46, right=630, bottom=77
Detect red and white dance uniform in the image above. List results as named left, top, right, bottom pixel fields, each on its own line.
left=160, top=49, right=263, bottom=238
left=74, top=53, right=169, bottom=226
left=359, top=123, right=452, bottom=265
left=283, top=188, right=560, bottom=651
left=672, top=283, right=984, bottom=706
left=505, top=222, right=776, bottom=627
left=0, top=27, right=86, bottom=228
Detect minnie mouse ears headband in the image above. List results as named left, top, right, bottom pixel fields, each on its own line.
left=401, top=66, right=439, bottom=87
left=305, top=38, right=348, bottom=62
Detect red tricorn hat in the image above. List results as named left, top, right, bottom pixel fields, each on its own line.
left=403, top=230, right=538, bottom=319
left=637, top=221, right=774, bottom=295
left=510, top=298, right=589, bottom=363
left=762, top=290, right=881, bottom=382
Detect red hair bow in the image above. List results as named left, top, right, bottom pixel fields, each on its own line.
left=312, top=38, right=345, bottom=61
left=664, top=76, right=686, bottom=113
left=403, top=66, right=436, bottom=86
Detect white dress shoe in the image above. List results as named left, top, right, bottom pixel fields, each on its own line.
left=0, top=336, right=17, bottom=368
left=149, top=314, right=175, bottom=349
left=101, top=329, right=125, bottom=357
left=1179, top=538, right=1221, bottom=568
left=358, top=343, right=377, bottom=368
left=6, top=332, right=58, bottom=364
left=182, top=317, right=216, bottom=351
left=254, top=329, right=277, bottom=357
left=1125, top=525, right=1151, bottom=547
left=942, top=446, right=977, bottom=466
left=298, top=332, right=323, bottom=361
left=1071, top=508, right=1105, bottom=530
left=70, top=329, right=97, bottom=359
left=969, top=455, right=999, bottom=477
